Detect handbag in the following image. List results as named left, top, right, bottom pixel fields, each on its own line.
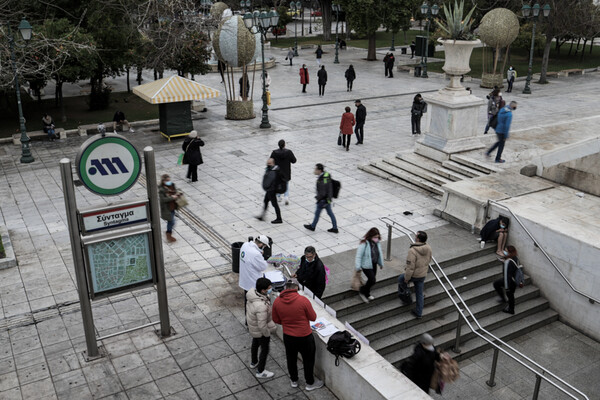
left=350, top=270, right=364, bottom=291
left=337, top=133, right=342, bottom=146
left=178, top=140, right=193, bottom=165
left=177, top=153, right=185, bottom=165
left=175, top=193, right=188, bottom=208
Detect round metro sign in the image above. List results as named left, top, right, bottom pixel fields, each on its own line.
left=76, top=134, right=142, bottom=196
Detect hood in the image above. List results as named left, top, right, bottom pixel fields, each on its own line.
left=247, top=289, right=269, bottom=304
left=277, top=289, right=300, bottom=304
left=410, top=242, right=430, bottom=255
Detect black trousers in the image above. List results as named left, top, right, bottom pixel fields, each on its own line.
left=186, top=163, right=198, bottom=182
left=302, top=84, right=307, bottom=93
left=284, top=333, right=316, bottom=385
left=355, top=122, right=364, bottom=143
left=411, top=114, right=422, bottom=134
left=507, top=77, right=514, bottom=92
left=251, top=336, right=270, bottom=373
left=347, top=80, right=353, bottom=91
left=263, top=190, right=281, bottom=220
left=342, top=134, right=352, bottom=150
left=360, top=267, right=377, bottom=296
left=319, top=84, right=325, bottom=96
left=493, top=279, right=515, bottom=312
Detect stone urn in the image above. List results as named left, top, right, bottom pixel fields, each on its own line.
left=438, top=38, right=481, bottom=90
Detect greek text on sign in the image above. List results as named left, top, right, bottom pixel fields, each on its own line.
left=82, top=203, right=148, bottom=232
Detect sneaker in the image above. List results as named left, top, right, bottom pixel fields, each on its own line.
left=277, top=197, right=282, bottom=202
left=284, top=198, right=289, bottom=205
left=271, top=219, right=283, bottom=224
left=305, top=379, right=324, bottom=391
left=411, top=310, right=422, bottom=319
left=480, top=240, right=485, bottom=249
left=249, top=361, right=258, bottom=368
left=256, top=370, right=274, bottom=379
left=368, top=295, right=375, bottom=301
left=485, top=152, right=491, bottom=158
left=495, top=159, right=506, bottom=163
left=129, top=128, right=135, bottom=133
left=359, top=293, right=369, bottom=303
left=256, top=215, right=264, bottom=221
left=303, top=224, right=315, bottom=231
left=113, top=130, right=118, bottom=134
left=290, top=380, right=298, bottom=388
left=327, top=228, right=338, bottom=233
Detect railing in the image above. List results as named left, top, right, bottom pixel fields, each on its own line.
left=488, top=200, right=598, bottom=305
left=380, top=216, right=589, bottom=400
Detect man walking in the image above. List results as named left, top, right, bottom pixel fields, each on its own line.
left=398, top=231, right=432, bottom=319
left=410, top=41, right=416, bottom=58
left=486, top=101, right=517, bottom=164
left=354, top=99, right=367, bottom=144
left=411, top=94, right=427, bottom=135
left=257, top=158, right=283, bottom=223
left=304, top=163, right=338, bottom=233
left=239, top=235, right=270, bottom=321
left=317, top=65, right=327, bottom=97
left=270, top=139, right=297, bottom=205
left=386, top=53, right=395, bottom=78
left=272, top=279, right=324, bottom=391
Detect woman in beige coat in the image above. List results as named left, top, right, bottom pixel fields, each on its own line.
left=246, top=277, right=277, bottom=379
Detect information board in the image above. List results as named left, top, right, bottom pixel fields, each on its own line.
left=80, top=201, right=148, bottom=233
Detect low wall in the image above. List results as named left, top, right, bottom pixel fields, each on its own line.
left=274, top=292, right=430, bottom=400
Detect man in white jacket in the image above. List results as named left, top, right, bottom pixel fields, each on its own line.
left=239, top=235, right=270, bottom=322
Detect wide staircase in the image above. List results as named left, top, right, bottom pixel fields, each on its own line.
left=321, top=245, right=559, bottom=369
left=358, top=150, right=502, bottom=196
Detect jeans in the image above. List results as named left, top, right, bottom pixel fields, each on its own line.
left=360, top=267, right=377, bottom=297
left=342, top=134, right=351, bottom=150
left=251, top=336, right=270, bottom=373
left=277, top=181, right=290, bottom=200
left=310, top=200, right=337, bottom=230
left=411, top=114, right=422, bottom=134
left=487, top=133, right=506, bottom=161
left=355, top=122, right=364, bottom=143
left=319, top=84, right=325, bottom=96
left=284, top=333, right=316, bottom=385
left=398, top=274, right=425, bottom=316
left=493, top=279, right=515, bottom=312
left=166, top=211, right=175, bottom=233
left=186, top=163, right=198, bottom=182
left=263, top=190, right=281, bottom=220
left=507, top=77, right=514, bottom=92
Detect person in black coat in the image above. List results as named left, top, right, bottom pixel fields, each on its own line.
left=386, top=53, right=395, bottom=78
left=182, top=130, right=204, bottom=183
left=354, top=99, right=367, bottom=144
left=293, top=246, right=326, bottom=298
left=411, top=94, right=427, bottom=135
left=344, top=65, right=356, bottom=92
left=480, top=216, right=509, bottom=257
left=257, top=158, right=282, bottom=224
left=270, top=139, right=297, bottom=205
left=317, top=65, right=327, bottom=97
left=401, top=333, right=440, bottom=393
left=493, top=245, right=520, bottom=314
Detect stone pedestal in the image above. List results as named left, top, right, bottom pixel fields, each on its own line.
left=225, top=100, right=255, bottom=120
left=417, top=88, right=486, bottom=160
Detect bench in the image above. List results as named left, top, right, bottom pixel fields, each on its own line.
left=300, top=44, right=315, bottom=49
left=397, top=65, right=416, bottom=74
left=558, top=68, right=584, bottom=77
left=545, top=71, right=559, bottom=78
left=12, top=128, right=65, bottom=145
left=78, top=122, right=130, bottom=136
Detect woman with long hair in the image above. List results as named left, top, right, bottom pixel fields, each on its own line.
left=493, top=245, right=520, bottom=314
left=355, top=227, right=385, bottom=303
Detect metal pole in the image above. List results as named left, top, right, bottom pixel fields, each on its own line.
left=309, top=5, right=312, bottom=33
left=523, top=19, right=537, bottom=94
left=385, top=224, right=393, bottom=261
left=301, top=6, right=304, bottom=36
left=293, top=14, right=298, bottom=56
left=532, top=375, right=542, bottom=400
left=143, top=147, right=171, bottom=337
left=334, top=10, right=339, bottom=64
left=390, top=32, right=396, bottom=51
left=452, top=311, right=462, bottom=353
left=259, top=30, right=271, bottom=129
left=60, top=159, right=98, bottom=357
left=7, top=24, right=34, bottom=164
left=422, top=16, right=430, bottom=78
left=486, top=347, right=500, bottom=387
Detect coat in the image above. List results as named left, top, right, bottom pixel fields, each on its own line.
left=315, top=47, right=323, bottom=59
left=270, top=148, right=297, bottom=181
left=239, top=241, right=268, bottom=291
left=299, top=68, right=309, bottom=84
left=339, top=112, right=355, bottom=135
left=262, top=165, right=281, bottom=192
left=315, top=171, right=333, bottom=203
left=182, top=137, right=204, bottom=165
left=246, top=289, right=277, bottom=338
left=404, top=242, right=432, bottom=280
left=287, top=50, right=294, bottom=59
left=355, top=241, right=384, bottom=271
left=158, top=184, right=177, bottom=221
left=317, top=69, right=328, bottom=85
left=296, top=255, right=326, bottom=298
left=272, top=289, right=317, bottom=337
left=404, top=344, right=440, bottom=393
left=345, top=67, right=356, bottom=82
left=355, top=104, right=367, bottom=124
left=411, top=98, right=427, bottom=117
left=495, top=106, right=513, bottom=136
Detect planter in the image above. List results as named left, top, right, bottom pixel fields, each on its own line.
left=481, top=73, right=504, bottom=89
left=226, top=100, right=255, bottom=120
left=438, top=38, right=480, bottom=90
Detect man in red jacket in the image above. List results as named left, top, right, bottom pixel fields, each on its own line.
left=272, top=279, right=324, bottom=391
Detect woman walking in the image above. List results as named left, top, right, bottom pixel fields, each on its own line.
left=345, top=65, right=356, bottom=92
left=158, top=174, right=182, bottom=243
left=299, top=64, right=309, bottom=93
left=246, top=277, right=278, bottom=379
left=493, top=245, right=521, bottom=314
left=182, top=130, right=204, bottom=183
left=355, top=227, right=385, bottom=303
left=317, top=65, right=327, bottom=96
left=339, top=106, right=355, bottom=151
left=286, top=47, right=294, bottom=66
left=315, top=45, right=323, bottom=66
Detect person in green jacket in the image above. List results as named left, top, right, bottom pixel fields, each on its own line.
left=355, top=227, right=385, bottom=303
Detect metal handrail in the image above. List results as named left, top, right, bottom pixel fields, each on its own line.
left=380, top=216, right=589, bottom=400
left=488, top=200, right=598, bottom=305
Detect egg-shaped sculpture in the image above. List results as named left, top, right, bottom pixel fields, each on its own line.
left=478, top=8, right=519, bottom=48
left=210, top=2, right=229, bottom=19
left=212, top=16, right=256, bottom=67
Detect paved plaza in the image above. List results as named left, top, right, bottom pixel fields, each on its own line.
left=0, top=44, right=599, bottom=399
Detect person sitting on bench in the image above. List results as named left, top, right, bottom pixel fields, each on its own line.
left=480, top=216, right=509, bottom=257
left=42, top=113, right=58, bottom=141
left=112, top=110, right=134, bottom=133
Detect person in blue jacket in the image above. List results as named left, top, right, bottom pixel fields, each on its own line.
left=486, top=101, right=517, bottom=163
left=355, top=227, right=385, bottom=303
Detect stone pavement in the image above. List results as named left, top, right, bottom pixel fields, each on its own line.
left=1, top=44, right=600, bottom=399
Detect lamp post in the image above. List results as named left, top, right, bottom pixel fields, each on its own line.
left=290, top=2, right=301, bottom=56
left=332, top=4, right=341, bottom=64
left=419, top=2, right=439, bottom=79
left=390, top=32, right=396, bottom=52
left=308, top=1, right=312, bottom=34
left=5, top=19, right=34, bottom=164
left=521, top=3, right=551, bottom=94
left=240, top=0, right=250, bottom=12
left=201, top=0, right=213, bottom=16
left=244, top=9, right=279, bottom=129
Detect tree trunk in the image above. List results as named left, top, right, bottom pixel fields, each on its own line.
left=320, top=0, right=332, bottom=41
left=580, top=39, right=587, bottom=60
left=367, top=32, right=377, bottom=60
left=126, top=67, right=130, bottom=93
left=574, top=37, right=581, bottom=55
left=568, top=39, right=574, bottom=55
left=58, top=81, right=66, bottom=122
left=539, top=38, right=552, bottom=84
left=590, top=38, right=594, bottom=54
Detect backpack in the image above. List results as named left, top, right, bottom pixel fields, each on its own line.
left=331, top=179, right=341, bottom=199
left=511, top=259, right=525, bottom=288
left=326, top=330, right=361, bottom=366
left=489, top=114, right=499, bottom=129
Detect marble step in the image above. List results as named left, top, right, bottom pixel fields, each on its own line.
left=358, top=164, right=429, bottom=195
left=441, top=160, right=485, bottom=178
left=397, top=152, right=469, bottom=182
left=451, top=154, right=503, bottom=174
left=382, top=158, right=452, bottom=187
left=371, top=161, right=445, bottom=196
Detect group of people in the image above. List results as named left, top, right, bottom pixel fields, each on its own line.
left=338, top=99, right=367, bottom=150
left=298, top=63, right=359, bottom=96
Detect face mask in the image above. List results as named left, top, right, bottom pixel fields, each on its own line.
left=500, top=224, right=506, bottom=229
left=267, top=288, right=273, bottom=295
left=503, top=250, right=508, bottom=256
left=165, top=181, right=173, bottom=186
left=372, top=237, right=380, bottom=243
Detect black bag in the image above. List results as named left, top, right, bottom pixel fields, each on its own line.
left=275, top=177, right=287, bottom=194
left=398, top=279, right=413, bottom=305
left=326, top=330, right=361, bottom=366
left=337, top=133, right=342, bottom=146
left=331, top=179, right=341, bottom=198
left=489, top=114, right=499, bottom=129
left=400, top=355, right=416, bottom=380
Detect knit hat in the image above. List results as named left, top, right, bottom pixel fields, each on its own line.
left=189, top=130, right=198, bottom=138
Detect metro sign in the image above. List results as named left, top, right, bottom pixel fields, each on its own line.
left=76, top=134, right=142, bottom=196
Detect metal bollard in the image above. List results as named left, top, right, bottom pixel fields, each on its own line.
left=385, top=224, right=392, bottom=261
left=532, top=375, right=542, bottom=400
left=486, top=347, right=500, bottom=387
left=452, top=311, right=463, bottom=353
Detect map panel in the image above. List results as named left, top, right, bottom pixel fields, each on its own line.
left=86, top=233, right=153, bottom=295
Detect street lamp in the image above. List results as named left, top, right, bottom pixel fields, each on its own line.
left=290, top=1, right=301, bottom=56
left=390, top=31, right=396, bottom=52
left=201, top=0, right=213, bottom=16
left=332, top=4, right=341, bottom=64
left=521, top=2, right=551, bottom=94
left=240, top=0, right=251, bottom=13
left=4, top=19, right=34, bottom=163
left=419, top=2, right=439, bottom=79
left=244, top=9, right=279, bottom=129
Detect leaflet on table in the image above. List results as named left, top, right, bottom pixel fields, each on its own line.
left=310, top=317, right=338, bottom=337
left=264, top=270, right=285, bottom=284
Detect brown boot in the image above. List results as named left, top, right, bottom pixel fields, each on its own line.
left=166, top=232, right=176, bottom=242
